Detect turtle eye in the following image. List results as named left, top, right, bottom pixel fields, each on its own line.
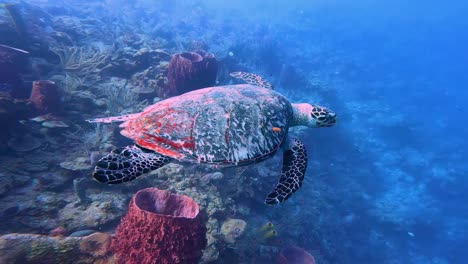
left=310, top=107, right=323, bottom=119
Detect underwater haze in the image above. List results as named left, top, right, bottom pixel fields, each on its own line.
left=0, top=0, right=467, bottom=263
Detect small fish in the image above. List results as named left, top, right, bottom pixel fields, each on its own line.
left=260, top=222, right=274, bottom=232
left=262, top=229, right=278, bottom=239
left=407, top=231, right=415, bottom=237
left=272, top=127, right=281, bottom=132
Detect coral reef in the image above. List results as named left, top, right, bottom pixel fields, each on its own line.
left=166, top=51, right=218, bottom=98
left=112, top=188, right=207, bottom=264
left=58, top=192, right=127, bottom=231
left=0, top=232, right=114, bottom=264
left=80, top=232, right=113, bottom=259
left=0, top=1, right=457, bottom=263
left=130, top=61, right=169, bottom=101
left=100, top=77, right=147, bottom=115
left=51, top=45, right=108, bottom=88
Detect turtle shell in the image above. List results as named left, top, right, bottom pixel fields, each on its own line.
left=120, top=84, right=293, bottom=164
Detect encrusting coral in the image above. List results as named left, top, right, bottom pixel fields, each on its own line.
left=220, top=218, right=247, bottom=244
left=0, top=232, right=114, bottom=264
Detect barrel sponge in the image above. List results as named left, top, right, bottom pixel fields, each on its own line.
left=112, top=187, right=207, bottom=264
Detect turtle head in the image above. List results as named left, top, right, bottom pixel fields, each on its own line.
left=291, top=103, right=337, bottom=128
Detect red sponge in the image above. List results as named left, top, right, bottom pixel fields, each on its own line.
left=30, top=80, right=60, bottom=115
left=113, top=188, right=207, bottom=264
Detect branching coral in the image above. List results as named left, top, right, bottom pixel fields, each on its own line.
left=101, top=78, right=147, bottom=115
left=51, top=46, right=109, bottom=92
left=62, top=123, right=113, bottom=157
left=52, top=46, right=108, bottom=74
left=62, top=74, right=88, bottom=93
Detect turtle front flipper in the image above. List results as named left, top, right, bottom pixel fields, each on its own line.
left=265, top=138, right=307, bottom=205
left=230, top=72, right=274, bottom=90
left=93, top=145, right=172, bottom=184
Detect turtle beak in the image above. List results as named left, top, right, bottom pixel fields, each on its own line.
left=326, top=112, right=338, bottom=126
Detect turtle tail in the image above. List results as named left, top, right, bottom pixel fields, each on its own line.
left=86, top=113, right=140, bottom=124
left=93, top=145, right=172, bottom=184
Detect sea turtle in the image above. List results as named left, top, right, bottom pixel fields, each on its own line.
left=88, top=72, right=337, bottom=205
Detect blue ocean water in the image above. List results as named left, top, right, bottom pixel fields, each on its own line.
left=0, top=0, right=467, bottom=263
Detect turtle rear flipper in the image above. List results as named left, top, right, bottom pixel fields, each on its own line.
left=86, top=113, right=141, bottom=124
left=93, top=145, right=172, bottom=184
left=265, top=138, right=307, bottom=205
